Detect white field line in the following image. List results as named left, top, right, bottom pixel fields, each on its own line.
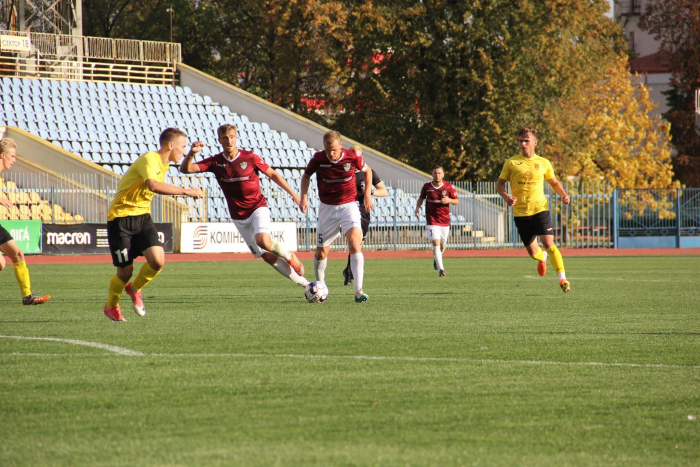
left=148, top=353, right=699, bottom=369
left=2, top=336, right=697, bottom=369
left=0, top=335, right=144, bottom=356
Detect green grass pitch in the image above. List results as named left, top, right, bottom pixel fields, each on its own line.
left=1, top=256, right=699, bottom=466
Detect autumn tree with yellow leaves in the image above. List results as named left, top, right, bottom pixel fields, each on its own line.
left=541, top=57, right=679, bottom=189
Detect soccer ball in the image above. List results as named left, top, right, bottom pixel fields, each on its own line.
left=304, top=281, right=329, bottom=303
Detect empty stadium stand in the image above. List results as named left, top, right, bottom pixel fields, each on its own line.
left=0, top=76, right=445, bottom=229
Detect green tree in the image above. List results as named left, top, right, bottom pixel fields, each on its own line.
left=82, top=0, right=220, bottom=72
left=640, top=0, right=700, bottom=187
left=335, top=0, right=626, bottom=181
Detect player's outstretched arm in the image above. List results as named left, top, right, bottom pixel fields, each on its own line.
left=265, top=167, right=300, bottom=207
left=299, top=174, right=311, bottom=214
left=179, top=141, right=205, bottom=174
left=372, top=181, right=388, bottom=198
left=414, top=196, right=425, bottom=216
left=0, top=196, right=14, bottom=209
left=497, top=178, right=516, bottom=207
left=548, top=177, right=570, bottom=205
left=362, top=165, right=374, bottom=212
left=146, top=179, right=203, bottom=198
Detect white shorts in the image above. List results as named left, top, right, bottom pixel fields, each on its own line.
left=317, top=201, right=362, bottom=247
left=232, top=207, right=271, bottom=258
left=427, top=225, right=449, bottom=245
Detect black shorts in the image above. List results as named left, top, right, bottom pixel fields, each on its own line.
left=514, top=211, right=554, bottom=247
left=359, top=207, right=371, bottom=240
left=107, top=214, right=162, bottom=267
left=0, top=224, right=13, bottom=246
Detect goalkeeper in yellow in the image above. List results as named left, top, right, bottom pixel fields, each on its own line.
left=104, top=128, right=203, bottom=321
left=497, top=126, right=571, bottom=293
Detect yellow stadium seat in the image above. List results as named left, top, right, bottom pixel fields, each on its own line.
left=0, top=205, right=9, bottom=220
left=28, top=192, right=42, bottom=204
left=16, top=192, right=30, bottom=204
left=8, top=205, right=20, bottom=220
left=74, top=214, right=85, bottom=223
left=30, top=205, right=42, bottom=220
left=19, top=205, right=31, bottom=220
left=5, top=181, right=16, bottom=190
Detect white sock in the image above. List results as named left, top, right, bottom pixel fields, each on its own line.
left=350, top=252, right=364, bottom=295
left=433, top=245, right=444, bottom=270
left=558, top=272, right=567, bottom=281
left=313, top=257, right=327, bottom=282
left=272, top=257, right=308, bottom=287
left=268, top=239, right=291, bottom=260
left=541, top=251, right=548, bottom=263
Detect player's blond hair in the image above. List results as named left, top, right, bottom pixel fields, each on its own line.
left=217, top=124, right=237, bottom=137
left=350, top=145, right=362, bottom=156
left=518, top=126, right=538, bottom=140
left=0, top=138, right=17, bottom=154
left=323, top=131, right=342, bottom=145
left=159, top=127, right=187, bottom=145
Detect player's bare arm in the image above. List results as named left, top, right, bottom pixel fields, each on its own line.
left=299, top=174, right=311, bottom=214
left=441, top=195, right=459, bottom=205
left=179, top=141, right=205, bottom=174
left=265, top=167, right=301, bottom=207
left=414, top=196, right=425, bottom=216
left=497, top=178, right=517, bottom=207
left=362, top=165, right=374, bottom=212
left=372, top=181, right=388, bottom=198
left=0, top=196, right=14, bottom=209
left=547, top=176, right=570, bottom=205
left=145, top=179, right=203, bottom=198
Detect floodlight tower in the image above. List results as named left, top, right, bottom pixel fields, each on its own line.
left=2, top=0, right=82, bottom=36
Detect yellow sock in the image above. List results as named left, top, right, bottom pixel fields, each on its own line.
left=107, top=275, right=126, bottom=308
left=131, top=263, right=161, bottom=292
left=530, top=247, right=545, bottom=262
left=545, top=245, right=565, bottom=274
left=12, top=261, right=32, bottom=298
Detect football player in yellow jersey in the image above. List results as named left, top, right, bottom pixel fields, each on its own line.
left=497, top=126, right=572, bottom=293
left=104, top=128, right=203, bottom=321
left=0, top=138, right=50, bottom=305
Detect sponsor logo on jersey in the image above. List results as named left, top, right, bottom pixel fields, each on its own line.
left=323, top=176, right=352, bottom=184
left=240, top=162, right=247, bottom=170
left=523, top=171, right=533, bottom=182
left=221, top=176, right=251, bottom=183
left=344, top=163, right=351, bottom=172
left=193, top=225, right=208, bottom=250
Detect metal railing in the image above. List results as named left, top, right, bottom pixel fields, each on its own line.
left=0, top=31, right=180, bottom=84
left=1, top=172, right=190, bottom=244
left=2, top=173, right=697, bottom=251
